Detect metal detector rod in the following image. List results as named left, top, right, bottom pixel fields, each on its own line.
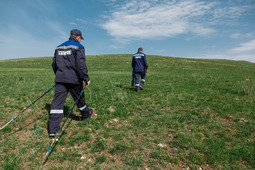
left=0, top=85, right=55, bottom=131
left=42, top=86, right=85, bottom=166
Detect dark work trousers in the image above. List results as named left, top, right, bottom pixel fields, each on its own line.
left=131, top=72, right=135, bottom=87
left=134, top=72, right=146, bottom=87
left=49, top=83, right=88, bottom=133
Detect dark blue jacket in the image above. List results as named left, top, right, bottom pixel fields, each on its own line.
left=52, top=37, right=90, bottom=84
left=132, top=52, right=148, bottom=72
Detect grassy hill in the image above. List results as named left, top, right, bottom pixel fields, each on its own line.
left=0, top=55, right=254, bottom=169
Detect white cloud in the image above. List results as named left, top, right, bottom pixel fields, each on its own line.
left=101, top=0, right=214, bottom=41
left=213, top=6, right=244, bottom=19
left=101, top=0, right=246, bottom=42
left=231, top=32, right=255, bottom=39
left=109, top=44, right=123, bottom=49
left=230, top=39, right=255, bottom=53
left=75, top=18, right=89, bottom=24
left=69, top=22, right=78, bottom=25
left=199, top=39, right=255, bottom=63
left=197, top=54, right=255, bottom=63
left=230, top=33, right=242, bottom=39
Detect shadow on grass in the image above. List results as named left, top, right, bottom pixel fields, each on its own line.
left=5, top=119, right=38, bottom=137
left=116, top=84, right=135, bottom=92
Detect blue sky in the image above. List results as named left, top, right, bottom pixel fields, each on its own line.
left=0, top=0, right=255, bottom=62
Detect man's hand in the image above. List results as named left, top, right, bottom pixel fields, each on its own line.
left=145, top=69, right=149, bottom=73
left=86, top=80, right=91, bottom=86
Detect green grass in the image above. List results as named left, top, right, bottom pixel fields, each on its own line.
left=0, top=55, right=255, bottom=169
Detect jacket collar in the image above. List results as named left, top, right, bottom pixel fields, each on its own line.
left=69, top=37, right=79, bottom=42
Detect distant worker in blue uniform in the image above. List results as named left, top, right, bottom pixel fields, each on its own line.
left=48, top=29, right=93, bottom=137
left=132, top=47, right=149, bottom=92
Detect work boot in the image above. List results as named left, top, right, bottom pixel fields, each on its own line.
left=135, top=86, right=140, bottom=92
left=81, top=109, right=93, bottom=120
left=140, top=81, right=145, bottom=90
left=49, top=133, right=56, bottom=138
left=49, top=131, right=61, bottom=138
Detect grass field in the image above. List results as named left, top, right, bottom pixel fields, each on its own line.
left=0, top=54, right=254, bottom=169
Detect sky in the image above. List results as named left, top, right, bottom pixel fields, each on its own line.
left=0, top=0, right=255, bottom=63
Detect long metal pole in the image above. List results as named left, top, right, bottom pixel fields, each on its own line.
left=42, top=86, right=85, bottom=166
left=0, top=85, right=55, bottom=130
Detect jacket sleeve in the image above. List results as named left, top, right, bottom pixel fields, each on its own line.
left=75, top=46, right=90, bottom=82
left=143, top=54, right=148, bottom=70
left=52, top=50, right=57, bottom=74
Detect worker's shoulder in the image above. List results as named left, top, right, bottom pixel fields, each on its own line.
left=57, top=40, right=83, bottom=49
left=133, top=52, right=145, bottom=58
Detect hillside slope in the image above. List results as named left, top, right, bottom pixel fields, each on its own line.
left=0, top=55, right=254, bottom=169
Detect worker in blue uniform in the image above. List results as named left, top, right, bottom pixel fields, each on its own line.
left=132, top=47, right=149, bottom=92
left=48, top=29, right=93, bottom=137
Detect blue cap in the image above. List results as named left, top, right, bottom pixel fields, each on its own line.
left=71, top=29, right=84, bottom=39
